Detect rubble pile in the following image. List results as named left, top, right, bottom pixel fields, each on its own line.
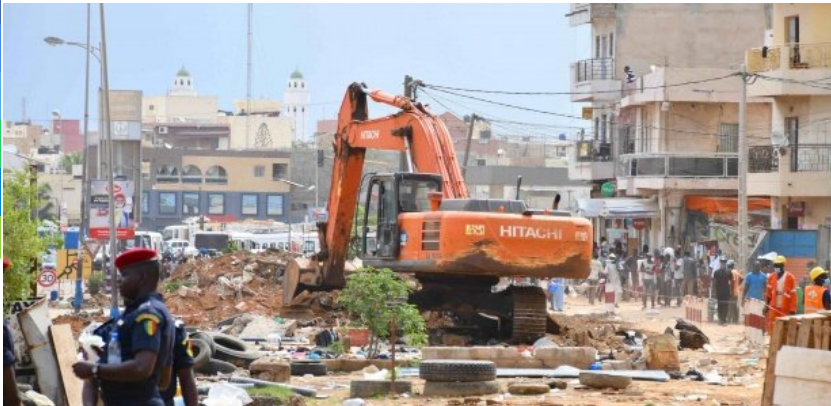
left=546, top=313, right=651, bottom=352
left=164, top=250, right=301, bottom=328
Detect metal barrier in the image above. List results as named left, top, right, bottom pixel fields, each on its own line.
left=684, top=295, right=706, bottom=325
left=744, top=298, right=767, bottom=347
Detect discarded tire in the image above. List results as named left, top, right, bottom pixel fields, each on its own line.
left=290, top=361, right=328, bottom=376
left=189, top=331, right=216, bottom=354
left=349, top=380, right=413, bottom=398
left=209, top=333, right=260, bottom=368
left=419, top=360, right=496, bottom=382
left=195, top=358, right=237, bottom=376
left=507, top=382, right=550, bottom=395
left=189, top=338, right=212, bottom=370
left=422, top=380, right=500, bottom=397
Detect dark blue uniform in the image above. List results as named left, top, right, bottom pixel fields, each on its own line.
left=160, top=321, right=195, bottom=406
left=3, top=323, right=15, bottom=368
left=94, top=293, right=175, bottom=406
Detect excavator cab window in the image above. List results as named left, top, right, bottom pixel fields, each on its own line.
left=362, top=176, right=397, bottom=258
left=398, top=177, right=441, bottom=213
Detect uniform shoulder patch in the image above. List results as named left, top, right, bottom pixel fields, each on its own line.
left=137, top=313, right=161, bottom=337
left=135, top=313, right=161, bottom=324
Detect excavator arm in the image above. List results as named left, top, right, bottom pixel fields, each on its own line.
left=315, top=82, right=469, bottom=289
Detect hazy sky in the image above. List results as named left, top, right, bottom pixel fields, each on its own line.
left=3, top=3, right=589, bottom=138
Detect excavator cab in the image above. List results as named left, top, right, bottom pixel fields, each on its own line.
left=360, top=173, right=442, bottom=259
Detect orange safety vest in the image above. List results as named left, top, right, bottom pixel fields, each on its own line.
left=766, top=271, right=797, bottom=313
left=804, top=285, right=828, bottom=314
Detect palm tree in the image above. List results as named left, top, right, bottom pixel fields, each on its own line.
left=37, top=183, right=56, bottom=221
left=59, top=153, right=83, bottom=174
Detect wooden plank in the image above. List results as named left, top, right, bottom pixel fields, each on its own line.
left=762, top=318, right=789, bottom=406
left=812, top=319, right=823, bottom=349
left=773, top=346, right=831, bottom=406
left=785, top=318, right=799, bottom=346
left=797, top=319, right=812, bottom=347
left=50, top=324, right=83, bottom=406
left=823, top=323, right=831, bottom=351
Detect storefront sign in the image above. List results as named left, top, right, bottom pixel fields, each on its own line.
left=787, top=202, right=805, bottom=217
left=632, top=218, right=648, bottom=230
left=601, top=182, right=616, bottom=197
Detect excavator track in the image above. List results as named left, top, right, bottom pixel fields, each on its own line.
left=509, top=285, right=548, bottom=343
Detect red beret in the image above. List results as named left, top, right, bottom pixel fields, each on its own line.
left=115, top=248, right=159, bottom=271
left=3, top=258, right=10, bottom=270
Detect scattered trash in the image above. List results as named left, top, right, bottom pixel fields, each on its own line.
left=204, top=382, right=253, bottom=406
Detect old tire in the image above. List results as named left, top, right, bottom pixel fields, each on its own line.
left=195, top=359, right=237, bottom=376
left=189, top=338, right=212, bottom=370
left=419, top=360, right=496, bottom=382
left=350, top=380, right=413, bottom=398
left=190, top=331, right=216, bottom=354
left=422, top=380, right=500, bottom=397
left=209, top=332, right=260, bottom=368
left=290, top=361, right=328, bottom=376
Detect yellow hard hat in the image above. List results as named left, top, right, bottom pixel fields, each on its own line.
left=809, top=267, right=828, bottom=282
left=774, top=255, right=787, bottom=265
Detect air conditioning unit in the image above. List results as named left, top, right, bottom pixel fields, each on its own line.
left=158, top=126, right=169, bottom=135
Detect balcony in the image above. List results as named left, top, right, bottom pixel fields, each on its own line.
left=617, top=153, right=738, bottom=192
left=746, top=43, right=831, bottom=97
left=748, top=145, right=831, bottom=197
left=570, top=58, right=620, bottom=102
left=567, top=3, right=615, bottom=26
left=569, top=140, right=615, bottom=181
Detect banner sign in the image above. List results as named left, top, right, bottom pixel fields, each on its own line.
left=90, top=180, right=135, bottom=240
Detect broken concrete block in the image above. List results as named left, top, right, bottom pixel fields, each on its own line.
left=643, top=334, right=680, bottom=372
left=601, top=360, right=633, bottom=370
left=546, top=379, right=568, bottom=390
left=535, top=347, right=597, bottom=369
left=579, top=372, right=632, bottom=390
left=507, top=382, right=550, bottom=395
left=235, top=301, right=249, bottom=312
left=248, top=356, right=291, bottom=383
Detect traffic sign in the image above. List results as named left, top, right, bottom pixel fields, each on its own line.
left=38, top=269, right=58, bottom=288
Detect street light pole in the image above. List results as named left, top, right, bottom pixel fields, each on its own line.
left=74, top=3, right=92, bottom=313
left=100, top=4, right=119, bottom=318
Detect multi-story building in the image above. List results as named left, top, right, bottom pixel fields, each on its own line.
left=567, top=3, right=770, bottom=251
left=142, top=67, right=220, bottom=125
left=747, top=3, right=831, bottom=232
left=2, top=121, right=44, bottom=156
left=283, top=68, right=311, bottom=143
left=140, top=148, right=293, bottom=230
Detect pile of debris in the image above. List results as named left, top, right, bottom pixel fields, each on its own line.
left=546, top=313, right=650, bottom=352
left=165, top=250, right=300, bottom=328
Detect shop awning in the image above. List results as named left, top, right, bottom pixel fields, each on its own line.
left=577, top=198, right=659, bottom=219
left=684, top=196, right=771, bottom=215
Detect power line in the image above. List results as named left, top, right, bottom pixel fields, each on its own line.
left=421, top=73, right=740, bottom=96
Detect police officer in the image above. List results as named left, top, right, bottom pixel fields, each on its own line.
left=4, top=258, right=22, bottom=406
left=160, top=320, right=198, bottom=406
left=72, top=248, right=175, bottom=406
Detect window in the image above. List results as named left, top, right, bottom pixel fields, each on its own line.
left=242, top=194, right=258, bottom=216
left=718, top=123, right=739, bottom=153
left=254, top=165, right=265, bottom=177
left=182, top=165, right=203, bottom=184
left=159, top=192, right=177, bottom=215
left=608, top=33, right=614, bottom=57
left=399, top=178, right=441, bottom=213
left=207, top=194, right=225, bottom=215
left=267, top=195, right=284, bottom=216
left=141, top=192, right=149, bottom=214
left=272, top=163, right=288, bottom=180
left=206, top=165, right=228, bottom=184
left=480, top=130, right=492, bottom=141
left=156, top=165, right=179, bottom=183
left=785, top=117, right=799, bottom=145
left=149, top=105, right=155, bottom=112
left=183, top=192, right=200, bottom=215
left=476, top=158, right=486, bottom=166
left=595, top=35, right=600, bottom=59
left=600, top=114, right=608, bottom=143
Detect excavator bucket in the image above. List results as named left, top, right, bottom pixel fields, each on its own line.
left=282, top=257, right=319, bottom=306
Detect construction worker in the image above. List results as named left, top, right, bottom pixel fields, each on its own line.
left=4, top=258, right=22, bottom=406
left=765, top=255, right=797, bottom=333
left=804, top=267, right=831, bottom=313
left=160, top=320, right=198, bottom=406
left=73, top=248, right=175, bottom=406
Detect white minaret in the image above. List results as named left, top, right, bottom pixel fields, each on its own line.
left=283, top=68, right=311, bottom=142
left=170, top=66, right=197, bottom=96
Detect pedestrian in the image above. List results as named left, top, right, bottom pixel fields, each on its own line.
left=743, top=260, right=767, bottom=303
left=605, top=253, right=622, bottom=309
left=73, top=248, right=176, bottom=406
left=698, top=258, right=711, bottom=298
left=4, top=258, right=22, bottom=406
left=548, top=278, right=565, bottom=312
left=681, top=251, right=697, bottom=298
left=713, top=257, right=733, bottom=326
left=641, top=253, right=656, bottom=309
left=765, top=256, right=797, bottom=332
left=660, top=253, right=674, bottom=307
left=160, top=320, right=198, bottom=406
left=587, top=254, right=602, bottom=305
left=803, top=267, right=831, bottom=313
left=674, top=252, right=685, bottom=306
left=624, top=252, right=639, bottom=301
left=727, top=260, right=741, bottom=324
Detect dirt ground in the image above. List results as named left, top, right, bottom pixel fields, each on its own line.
left=295, top=295, right=764, bottom=406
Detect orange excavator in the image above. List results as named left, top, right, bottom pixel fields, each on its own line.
left=284, top=82, right=592, bottom=342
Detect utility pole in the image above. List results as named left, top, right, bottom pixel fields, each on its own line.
left=246, top=3, right=253, bottom=149
left=738, top=65, right=749, bottom=272
left=401, top=75, right=415, bottom=173
left=74, top=3, right=92, bottom=313
left=462, top=114, right=478, bottom=179
left=100, top=4, right=119, bottom=318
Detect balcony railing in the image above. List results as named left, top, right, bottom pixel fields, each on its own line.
left=747, top=42, right=831, bottom=73
left=620, top=153, right=738, bottom=178
left=575, top=58, right=615, bottom=82
left=575, top=140, right=613, bottom=162
left=749, top=145, right=831, bottom=173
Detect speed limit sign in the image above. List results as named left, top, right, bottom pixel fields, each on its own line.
left=38, top=269, right=58, bottom=287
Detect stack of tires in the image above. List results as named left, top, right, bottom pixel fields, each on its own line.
left=419, top=360, right=500, bottom=397
left=289, top=360, right=328, bottom=377
left=189, top=332, right=261, bottom=375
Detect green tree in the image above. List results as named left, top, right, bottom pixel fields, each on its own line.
left=37, top=182, right=56, bottom=221
left=3, top=170, right=51, bottom=304
left=337, top=267, right=427, bottom=358
left=59, top=153, right=83, bottom=174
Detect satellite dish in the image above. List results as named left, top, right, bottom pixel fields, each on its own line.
left=771, top=131, right=789, bottom=148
